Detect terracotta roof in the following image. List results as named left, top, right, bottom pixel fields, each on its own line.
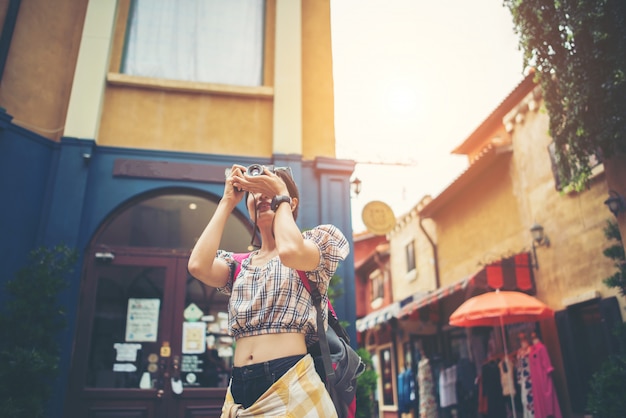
left=419, top=143, right=513, bottom=218
left=453, top=71, right=537, bottom=156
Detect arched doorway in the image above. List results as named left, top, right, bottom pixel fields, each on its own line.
left=66, top=189, right=252, bottom=418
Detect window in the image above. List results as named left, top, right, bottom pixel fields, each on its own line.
left=378, top=345, right=395, bottom=407
left=548, top=142, right=603, bottom=191
left=95, top=191, right=252, bottom=250
left=122, top=0, right=265, bottom=86
left=369, top=269, right=384, bottom=306
left=405, top=241, right=416, bottom=273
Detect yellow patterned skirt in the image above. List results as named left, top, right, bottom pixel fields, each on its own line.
left=221, top=354, right=338, bottom=418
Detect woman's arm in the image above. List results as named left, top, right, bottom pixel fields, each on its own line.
left=272, top=201, right=321, bottom=271
left=188, top=165, right=246, bottom=287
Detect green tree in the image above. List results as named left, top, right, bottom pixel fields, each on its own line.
left=503, top=0, right=626, bottom=190
left=0, top=245, right=78, bottom=418
left=602, top=219, right=626, bottom=295
left=586, top=220, right=626, bottom=416
left=355, top=348, right=378, bottom=418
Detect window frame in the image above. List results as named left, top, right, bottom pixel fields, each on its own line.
left=547, top=141, right=604, bottom=192
left=376, top=343, right=397, bottom=410
left=369, top=268, right=384, bottom=308
left=108, top=0, right=276, bottom=98
left=404, top=240, right=417, bottom=281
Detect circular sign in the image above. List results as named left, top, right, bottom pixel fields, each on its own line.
left=361, top=200, right=396, bottom=235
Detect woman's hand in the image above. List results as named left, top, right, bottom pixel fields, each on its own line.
left=224, top=164, right=247, bottom=204
left=237, top=166, right=289, bottom=197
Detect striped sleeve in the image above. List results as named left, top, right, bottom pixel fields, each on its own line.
left=303, top=224, right=349, bottom=284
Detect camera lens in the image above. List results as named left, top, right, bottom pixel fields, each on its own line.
left=247, top=164, right=264, bottom=176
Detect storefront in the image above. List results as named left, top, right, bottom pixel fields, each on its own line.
left=359, top=253, right=550, bottom=418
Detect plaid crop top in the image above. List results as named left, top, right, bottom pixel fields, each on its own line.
left=216, top=224, right=349, bottom=346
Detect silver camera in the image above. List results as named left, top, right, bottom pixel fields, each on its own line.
left=246, top=164, right=265, bottom=176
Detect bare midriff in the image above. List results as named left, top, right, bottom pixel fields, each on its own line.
left=234, top=333, right=307, bottom=366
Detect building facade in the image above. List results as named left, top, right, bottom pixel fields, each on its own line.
left=357, top=73, right=626, bottom=418
left=0, top=1, right=357, bottom=417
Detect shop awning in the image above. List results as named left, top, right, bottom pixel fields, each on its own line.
left=356, top=302, right=401, bottom=332
left=398, top=252, right=535, bottom=320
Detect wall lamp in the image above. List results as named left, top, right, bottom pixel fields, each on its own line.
left=604, top=190, right=626, bottom=217
left=351, top=177, right=362, bottom=198
left=530, top=223, right=550, bottom=270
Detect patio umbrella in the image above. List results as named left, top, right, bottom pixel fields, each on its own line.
left=449, top=289, right=553, bottom=327
left=449, top=290, right=554, bottom=418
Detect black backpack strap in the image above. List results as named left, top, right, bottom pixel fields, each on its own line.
left=309, top=283, right=336, bottom=384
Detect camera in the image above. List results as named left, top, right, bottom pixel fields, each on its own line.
left=246, top=164, right=265, bottom=176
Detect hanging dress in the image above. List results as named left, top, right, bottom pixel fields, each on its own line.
left=516, top=348, right=535, bottom=418
left=418, top=357, right=439, bottom=418
left=529, top=341, right=562, bottom=418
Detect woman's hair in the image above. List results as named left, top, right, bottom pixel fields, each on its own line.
left=244, top=167, right=300, bottom=220
left=275, top=169, right=299, bottom=220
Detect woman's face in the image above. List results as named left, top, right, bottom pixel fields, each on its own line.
left=246, top=192, right=273, bottom=225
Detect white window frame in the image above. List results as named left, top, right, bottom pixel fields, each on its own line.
left=122, top=0, right=265, bottom=86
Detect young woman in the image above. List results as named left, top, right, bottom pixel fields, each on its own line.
left=188, top=164, right=349, bottom=417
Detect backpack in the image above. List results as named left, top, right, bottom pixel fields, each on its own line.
left=232, top=253, right=365, bottom=418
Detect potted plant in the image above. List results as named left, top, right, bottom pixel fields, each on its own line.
left=0, top=245, right=77, bottom=418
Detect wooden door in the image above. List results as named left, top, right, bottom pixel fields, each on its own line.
left=66, top=249, right=231, bottom=418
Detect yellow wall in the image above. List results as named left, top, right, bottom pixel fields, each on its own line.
left=390, top=88, right=623, bottom=315
left=432, top=155, right=526, bottom=285
left=301, top=0, right=336, bottom=160
left=389, top=206, right=439, bottom=299
left=0, top=0, right=88, bottom=140
left=0, top=0, right=338, bottom=161
left=98, top=0, right=336, bottom=160
left=507, top=98, right=622, bottom=311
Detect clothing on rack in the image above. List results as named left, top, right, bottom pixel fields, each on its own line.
left=418, top=356, right=439, bottom=418
left=516, top=345, right=535, bottom=418
left=480, top=359, right=507, bottom=418
left=528, top=339, right=561, bottom=418
left=398, top=368, right=416, bottom=413
left=455, top=357, right=477, bottom=418
left=438, top=365, right=458, bottom=408
left=499, top=356, right=516, bottom=397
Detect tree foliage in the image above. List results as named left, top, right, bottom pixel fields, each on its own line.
left=355, top=348, right=378, bottom=418
left=586, top=220, right=626, bottom=417
left=0, top=245, right=77, bottom=418
left=504, top=0, right=626, bottom=190
left=602, top=219, right=626, bottom=295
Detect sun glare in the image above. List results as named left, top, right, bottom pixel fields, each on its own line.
left=385, top=86, right=421, bottom=116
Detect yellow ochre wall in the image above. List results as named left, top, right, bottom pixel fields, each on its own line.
left=0, top=0, right=337, bottom=161
left=0, top=0, right=89, bottom=140
left=507, top=98, right=621, bottom=312
left=419, top=93, right=621, bottom=312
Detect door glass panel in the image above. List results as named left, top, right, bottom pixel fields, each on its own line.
left=180, top=274, right=232, bottom=388
left=95, top=192, right=251, bottom=251
left=87, top=264, right=165, bottom=389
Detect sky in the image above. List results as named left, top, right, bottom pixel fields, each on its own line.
left=330, top=0, right=527, bottom=232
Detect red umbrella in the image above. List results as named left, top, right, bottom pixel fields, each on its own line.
left=449, top=289, right=553, bottom=327
left=449, top=290, right=554, bottom=418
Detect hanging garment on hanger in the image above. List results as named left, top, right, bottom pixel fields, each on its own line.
left=529, top=340, right=562, bottom=418
left=418, top=357, right=439, bottom=418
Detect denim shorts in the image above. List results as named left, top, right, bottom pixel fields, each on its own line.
left=230, top=354, right=305, bottom=409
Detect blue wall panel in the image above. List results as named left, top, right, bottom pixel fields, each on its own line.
left=0, top=112, right=55, bottom=295
left=1, top=118, right=356, bottom=417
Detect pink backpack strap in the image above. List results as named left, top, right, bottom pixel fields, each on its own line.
left=231, top=252, right=336, bottom=318
left=232, top=252, right=250, bottom=280
left=297, top=270, right=337, bottom=320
